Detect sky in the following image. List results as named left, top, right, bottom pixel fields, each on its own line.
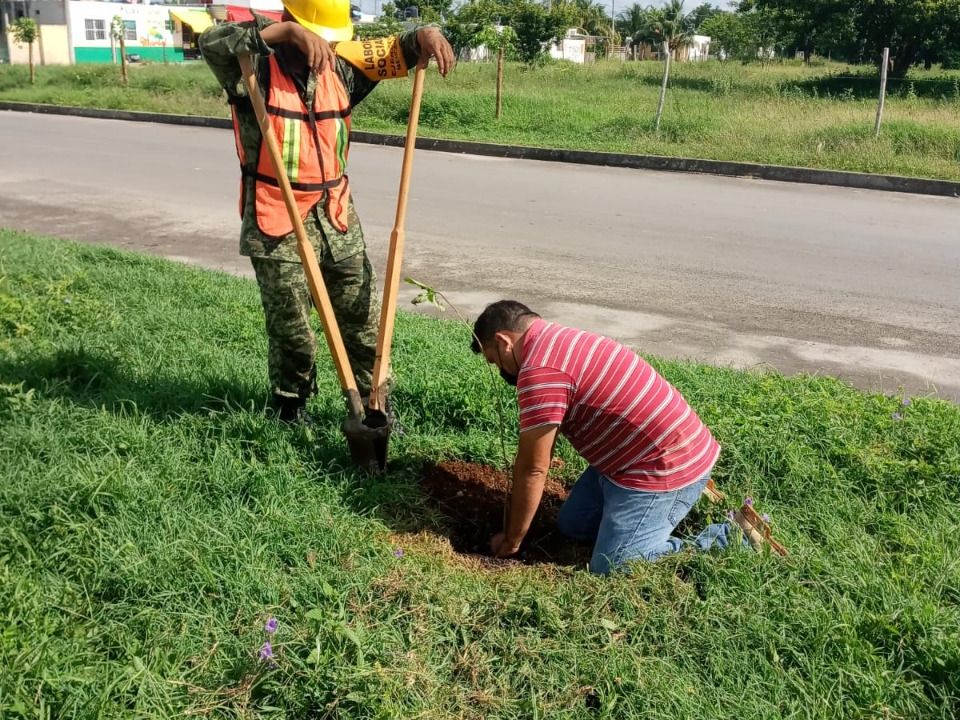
left=356, top=0, right=737, bottom=17
left=604, top=0, right=738, bottom=18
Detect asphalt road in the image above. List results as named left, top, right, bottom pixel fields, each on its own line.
left=1, top=111, right=957, bottom=400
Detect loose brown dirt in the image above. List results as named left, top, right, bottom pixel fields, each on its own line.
left=420, top=460, right=589, bottom=566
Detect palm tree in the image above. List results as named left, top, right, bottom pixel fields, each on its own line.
left=652, top=0, right=692, bottom=131
left=554, top=0, right=615, bottom=44
left=652, top=0, right=694, bottom=56
left=617, top=3, right=661, bottom=58
left=618, top=4, right=648, bottom=36
left=577, top=0, right=614, bottom=41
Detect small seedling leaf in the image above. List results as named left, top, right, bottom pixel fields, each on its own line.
left=339, top=623, right=364, bottom=652
left=405, top=277, right=445, bottom=310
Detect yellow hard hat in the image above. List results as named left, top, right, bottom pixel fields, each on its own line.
left=282, top=0, right=353, bottom=42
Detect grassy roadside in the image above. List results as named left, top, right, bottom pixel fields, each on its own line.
left=1, top=60, right=959, bottom=180
left=1, top=231, right=958, bottom=717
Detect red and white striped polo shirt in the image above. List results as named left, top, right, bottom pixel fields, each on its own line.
left=517, top=319, right=720, bottom=493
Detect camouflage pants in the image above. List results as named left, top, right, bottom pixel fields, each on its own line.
left=250, top=208, right=380, bottom=401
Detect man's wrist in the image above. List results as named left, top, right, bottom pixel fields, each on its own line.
left=503, top=531, right=524, bottom=550
left=259, top=21, right=290, bottom=47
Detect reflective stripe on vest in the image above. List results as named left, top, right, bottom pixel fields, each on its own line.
left=232, top=55, right=353, bottom=237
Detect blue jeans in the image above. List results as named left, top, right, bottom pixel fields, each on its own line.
left=557, top=466, right=735, bottom=575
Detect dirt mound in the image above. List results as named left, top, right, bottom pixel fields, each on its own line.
left=420, top=460, right=588, bottom=566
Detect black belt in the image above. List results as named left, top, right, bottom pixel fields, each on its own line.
left=241, top=167, right=342, bottom=193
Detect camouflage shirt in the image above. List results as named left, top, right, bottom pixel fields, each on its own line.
left=199, top=18, right=423, bottom=262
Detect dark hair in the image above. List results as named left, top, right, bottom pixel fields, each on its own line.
left=471, top=300, right=540, bottom=354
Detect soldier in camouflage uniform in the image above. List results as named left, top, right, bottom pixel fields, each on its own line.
left=199, top=7, right=453, bottom=422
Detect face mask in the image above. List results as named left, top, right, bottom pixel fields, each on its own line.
left=496, top=343, right=519, bottom=387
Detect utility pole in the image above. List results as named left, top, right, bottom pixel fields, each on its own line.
left=611, top=0, right=615, bottom=46
left=0, top=0, right=12, bottom=64
left=0, top=2, right=6, bottom=64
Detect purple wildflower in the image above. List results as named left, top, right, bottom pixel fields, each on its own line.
left=258, top=641, right=273, bottom=661
left=744, top=497, right=754, bottom=506
left=726, top=509, right=735, bottom=521
left=761, top=513, right=771, bottom=523
left=394, top=548, right=404, bottom=558
left=892, top=412, right=903, bottom=421
left=902, top=398, right=911, bottom=407
left=264, top=617, right=278, bottom=634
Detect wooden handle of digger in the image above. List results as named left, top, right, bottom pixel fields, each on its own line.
left=239, top=54, right=362, bottom=414
left=368, top=65, right=426, bottom=411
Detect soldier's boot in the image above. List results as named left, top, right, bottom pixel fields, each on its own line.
left=273, top=393, right=312, bottom=425
left=272, top=366, right=317, bottom=425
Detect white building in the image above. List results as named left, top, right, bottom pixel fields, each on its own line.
left=2, top=1, right=218, bottom=64
left=549, top=28, right=596, bottom=64
left=687, top=34, right=711, bottom=62
left=2, top=0, right=72, bottom=65
left=1, top=0, right=293, bottom=65
left=68, top=1, right=196, bottom=63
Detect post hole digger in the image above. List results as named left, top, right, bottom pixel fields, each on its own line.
left=239, top=53, right=426, bottom=473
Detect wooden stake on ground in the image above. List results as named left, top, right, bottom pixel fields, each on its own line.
left=874, top=47, right=890, bottom=138
left=733, top=504, right=788, bottom=556
left=703, top=478, right=725, bottom=503
left=119, top=32, right=128, bottom=85
left=655, top=40, right=671, bottom=133
left=495, top=44, right=505, bottom=120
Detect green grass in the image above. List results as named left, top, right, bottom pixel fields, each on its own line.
left=2, top=60, right=960, bottom=180
left=1, top=230, right=959, bottom=718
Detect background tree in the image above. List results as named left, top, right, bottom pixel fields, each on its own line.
left=507, top=0, right=570, bottom=65
left=738, top=0, right=846, bottom=63
left=10, top=18, right=39, bottom=85
left=570, top=0, right=615, bottom=40
left=444, top=0, right=506, bottom=56
left=617, top=3, right=652, bottom=40
left=652, top=0, right=695, bottom=55
left=856, top=0, right=960, bottom=76
left=617, top=3, right=659, bottom=57
left=702, top=3, right=783, bottom=61
left=355, top=14, right=405, bottom=39
left=746, top=0, right=960, bottom=75
left=474, top=23, right=517, bottom=116
left=687, top=2, right=722, bottom=32
left=652, top=0, right=693, bottom=132
left=382, top=0, right=454, bottom=23
left=110, top=15, right=128, bottom=86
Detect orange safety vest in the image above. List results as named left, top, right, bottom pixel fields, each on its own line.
left=232, top=54, right=352, bottom=237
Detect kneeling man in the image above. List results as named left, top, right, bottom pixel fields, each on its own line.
left=472, top=300, right=734, bottom=574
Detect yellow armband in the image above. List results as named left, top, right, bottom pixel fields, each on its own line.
left=334, top=37, right=409, bottom=81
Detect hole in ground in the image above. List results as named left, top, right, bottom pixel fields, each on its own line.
left=420, top=460, right=591, bottom=567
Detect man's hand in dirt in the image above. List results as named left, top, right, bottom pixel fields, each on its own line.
left=416, top=27, right=455, bottom=77
left=491, top=532, right=521, bottom=558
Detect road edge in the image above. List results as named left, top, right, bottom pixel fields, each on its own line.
left=2, top=101, right=958, bottom=198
